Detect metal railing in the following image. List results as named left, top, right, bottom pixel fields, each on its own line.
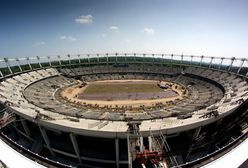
left=0, top=53, right=247, bottom=79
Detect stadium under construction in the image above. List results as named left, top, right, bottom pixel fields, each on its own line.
left=0, top=53, right=248, bottom=168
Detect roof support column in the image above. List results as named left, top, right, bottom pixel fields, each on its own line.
left=124, top=53, right=127, bottom=63
left=36, top=56, right=42, bottom=68
left=106, top=53, right=109, bottom=63
left=181, top=54, right=183, bottom=64
left=170, top=54, right=173, bottom=66
left=208, top=57, right=214, bottom=69
left=68, top=54, right=71, bottom=65
left=218, top=57, right=224, bottom=70
left=47, top=56, right=52, bottom=67
left=87, top=54, right=91, bottom=69
left=228, top=57, right=235, bottom=72
left=180, top=54, right=183, bottom=70
left=142, top=54, right=146, bottom=73
left=115, top=53, right=118, bottom=63
left=106, top=53, right=109, bottom=71
left=200, top=55, right=204, bottom=66
left=57, top=55, right=62, bottom=66
left=4, top=58, right=13, bottom=75
left=26, top=57, right=32, bottom=70
left=0, top=70, right=3, bottom=77
left=77, top=54, right=81, bottom=64
left=161, top=54, right=164, bottom=64
left=97, top=53, right=100, bottom=63
left=237, top=59, right=245, bottom=74
left=70, top=133, right=82, bottom=164
left=16, top=58, right=23, bottom=72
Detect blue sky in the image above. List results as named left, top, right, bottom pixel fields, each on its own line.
left=0, top=0, right=248, bottom=58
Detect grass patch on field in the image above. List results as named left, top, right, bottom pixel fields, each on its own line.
left=83, top=83, right=163, bottom=94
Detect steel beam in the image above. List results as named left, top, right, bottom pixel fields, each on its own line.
left=70, top=133, right=82, bottom=163
left=39, top=126, right=55, bottom=156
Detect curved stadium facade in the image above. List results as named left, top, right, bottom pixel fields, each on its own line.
left=0, top=53, right=248, bottom=168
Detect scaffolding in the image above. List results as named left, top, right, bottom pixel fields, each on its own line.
left=0, top=107, right=16, bottom=129
left=127, top=121, right=172, bottom=168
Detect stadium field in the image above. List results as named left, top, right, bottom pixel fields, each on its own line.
left=83, top=81, right=163, bottom=94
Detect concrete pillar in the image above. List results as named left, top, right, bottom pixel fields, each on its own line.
left=115, top=138, right=120, bottom=168
left=148, top=136, right=152, bottom=151
left=39, top=126, right=55, bottom=156
left=70, top=133, right=82, bottom=163
left=127, top=134, right=132, bottom=168
left=139, top=136, right=144, bottom=152
left=21, top=120, right=30, bottom=137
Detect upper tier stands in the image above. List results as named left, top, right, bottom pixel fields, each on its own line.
left=21, top=65, right=224, bottom=121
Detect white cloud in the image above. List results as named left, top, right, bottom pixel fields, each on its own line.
left=33, top=41, right=46, bottom=47
left=110, top=26, right=119, bottom=32
left=75, top=14, right=93, bottom=24
left=142, top=28, right=155, bottom=35
left=59, top=36, right=77, bottom=42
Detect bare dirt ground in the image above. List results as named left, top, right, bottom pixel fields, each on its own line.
left=59, top=80, right=187, bottom=108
